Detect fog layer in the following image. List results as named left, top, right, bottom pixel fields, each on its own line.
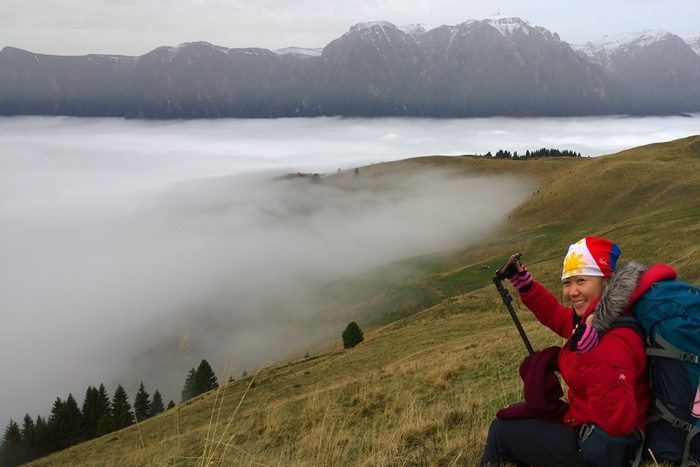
left=0, top=115, right=697, bottom=424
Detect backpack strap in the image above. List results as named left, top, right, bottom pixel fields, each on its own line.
left=649, top=399, right=694, bottom=432
left=646, top=334, right=700, bottom=364
left=605, top=316, right=645, bottom=340
left=682, top=424, right=700, bottom=467
left=605, top=315, right=642, bottom=331
left=630, top=428, right=645, bottom=467
left=648, top=400, right=700, bottom=467
left=612, top=317, right=700, bottom=465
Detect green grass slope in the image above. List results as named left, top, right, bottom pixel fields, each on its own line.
left=30, top=135, right=700, bottom=466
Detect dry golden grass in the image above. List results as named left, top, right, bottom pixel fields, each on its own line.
left=33, top=294, right=558, bottom=466
left=29, top=135, right=700, bottom=466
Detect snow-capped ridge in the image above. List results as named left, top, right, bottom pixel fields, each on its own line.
left=577, top=30, right=673, bottom=56
left=684, top=35, right=700, bottom=56
left=483, top=17, right=532, bottom=37
left=341, top=21, right=414, bottom=46
left=275, top=47, right=323, bottom=57
left=173, top=41, right=230, bottom=53
left=153, top=42, right=280, bottom=62
left=436, top=17, right=560, bottom=42
left=350, top=21, right=397, bottom=33
left=399, top=24, right=426, bottom=37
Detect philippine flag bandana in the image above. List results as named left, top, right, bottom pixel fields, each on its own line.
left=561, top=237, right=621, bottom=280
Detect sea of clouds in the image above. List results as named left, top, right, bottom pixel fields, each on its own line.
left=0, top=114, right=697, bottom=424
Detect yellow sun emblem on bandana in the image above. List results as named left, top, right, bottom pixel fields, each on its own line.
left=563, top=251, right=588, bottom=277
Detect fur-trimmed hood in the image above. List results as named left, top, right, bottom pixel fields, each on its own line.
left=591, top=261, right=677, bottom=332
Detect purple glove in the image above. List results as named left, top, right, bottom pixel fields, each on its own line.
left=508, top=264, right=533, bottom=292
left=569, top=324, right=600, bottom=353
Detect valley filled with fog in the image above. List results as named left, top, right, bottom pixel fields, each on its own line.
left=0, top=114, right=697, bottom=424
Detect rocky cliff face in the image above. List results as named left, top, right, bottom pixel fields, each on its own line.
left=416, top=18, right=617, bottom=116
left=685, top=36, right=700, bottom=55
left=1, top=18, right=699, bottom=118
left=305, top=21, right=428, bottom=116
left=125, top=42, right=320, bottom=118
left=575, top=31, right=700, bottom=113
left=607, top=34, right=700, bottom=113
left=0, top=46, right=136, bottom=116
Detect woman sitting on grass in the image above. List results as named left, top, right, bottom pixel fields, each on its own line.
left=481, top=237, right=676, bottom=466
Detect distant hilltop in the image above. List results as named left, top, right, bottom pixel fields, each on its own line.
left=1, top=17, right=699, bottom=118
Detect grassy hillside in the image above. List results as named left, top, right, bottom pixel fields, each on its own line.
left=30, top=135, right=700, bottom=466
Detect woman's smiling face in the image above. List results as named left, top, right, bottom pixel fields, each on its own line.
left=562, top=275, right=607, bottom=317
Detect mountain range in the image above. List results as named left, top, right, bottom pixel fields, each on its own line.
left=1, top=18, right=699, bottom=118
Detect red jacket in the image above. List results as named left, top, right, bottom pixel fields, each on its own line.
left=519, top=264, right=676, bottom=436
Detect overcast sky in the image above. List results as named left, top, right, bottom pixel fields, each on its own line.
left=1, top=0, right=699, bottom=56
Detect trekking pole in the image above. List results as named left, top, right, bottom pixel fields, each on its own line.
left=493, top=253, right=534, bottom=355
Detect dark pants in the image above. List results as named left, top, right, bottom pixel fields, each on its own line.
left=482, top=418, right=595, bottom=467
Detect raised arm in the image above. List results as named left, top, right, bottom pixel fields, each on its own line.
left=519, top=281, right=575, bottom=338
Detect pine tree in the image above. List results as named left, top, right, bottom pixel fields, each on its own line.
left=195, top=360, right=219, bottom=395
left=47, top=397, right=64, bottom=452
left=111, top=385, right=134, bottom=430
left=181, top=368, right=197, bottom=402
left=342, top=321, right=364, bottom=349
left=61, top=394, right=84, bottom=448
left=167, top=400, right=176, bottom=410
left=97, top=384, right=111, bottom=410
left=96, top=383, right=111, bottom=434
left=96, top=414, right=113, bottom=437
left=0, top=420, right=24, bottom=467
left=150, top=390, right=165, bottom=416
left=33, top=415, right=51, bottom=457
left=81, top=386, right=101, bottom=440
left=20, top=414, right=36, bottom=462
left=133, top=382, right=151, bottom=421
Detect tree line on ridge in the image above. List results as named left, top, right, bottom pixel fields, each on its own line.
left=0, top=359, right=218, bottom=466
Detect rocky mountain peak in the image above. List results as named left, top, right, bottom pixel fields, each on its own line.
left=482, top=17, right=531, bottom=35
left=348, top=21, right=397, bottom=34
left=576, top=30, right=673, bottom=56
left=398, top=23, right=427, bottom=37
left=171, top=41, right=230, bottom=55
left=1, top=46, right=29, bottom=55
left=684, top=35, right=700, bottom=55
left=573, top=30, right=694, bottom=70
left=448, top=17, right=561, bottom=43
left=326, top=21, right=415, bottom=56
